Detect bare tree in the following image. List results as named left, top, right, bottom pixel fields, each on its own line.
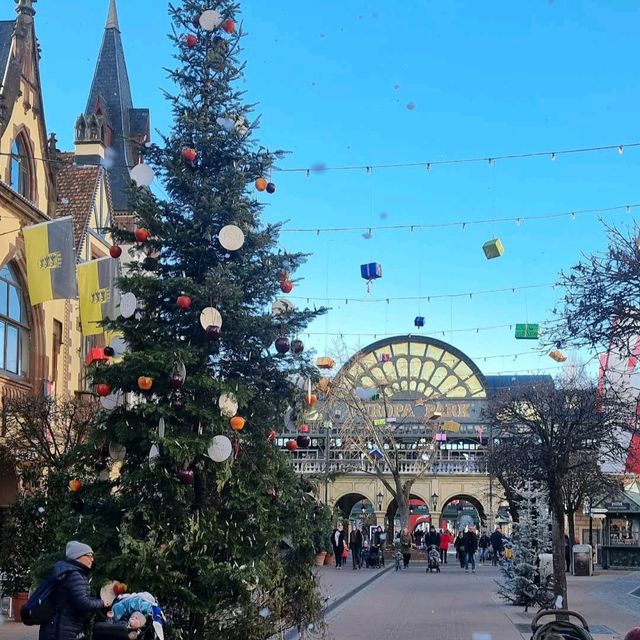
left=325, top=362, right=445, bottom=529
left=548, top=222, right=640, bottom=362
left=486, top=379, right=633, bottom=607
left=1, top=394, right=97, bottom=477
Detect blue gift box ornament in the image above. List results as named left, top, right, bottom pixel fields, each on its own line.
left=360, top=262, right=382, bottom=292
left=360, top=262, right=382, bottom=280
left=414, top=316, right=425, bottom=328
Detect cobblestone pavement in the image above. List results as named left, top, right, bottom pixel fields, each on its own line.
left=1, top=558, right=639, bottom=640
left=321, top=556, right=640, bottom=640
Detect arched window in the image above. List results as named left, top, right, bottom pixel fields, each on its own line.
left=10, top=136, right=31, bottom=199
left=0, top=266, right=29, bottom=376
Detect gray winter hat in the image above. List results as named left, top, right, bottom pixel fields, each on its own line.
left=65, top=540, right=94, bottom=560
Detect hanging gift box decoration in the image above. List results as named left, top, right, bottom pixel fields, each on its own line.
left=435, top=432, right=447, bottom=442
left=369, top=447, right=384, bottom=461
left=482, top=238, right=504, bottom=259
left=317, top=377, right=331, bottom=393
left=549, top=350, right=567, bottom=362
left=316, top=357, right=335, bottom=370
left=443, top=421, right=461, bottom=432
left=378, top=353, right=391, bottom=363
left=515, top=323, right=540, bottom=339
left=360, top=262, right=382, bottom=292
left=414, top=316, right=425, bottom=328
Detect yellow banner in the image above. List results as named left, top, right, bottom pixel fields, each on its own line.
left=77, top=260, right=102, bottom=336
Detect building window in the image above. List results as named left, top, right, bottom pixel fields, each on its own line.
left=10, top=136, right=31, bottom=199
left=0, top=265, right=29, bottom=376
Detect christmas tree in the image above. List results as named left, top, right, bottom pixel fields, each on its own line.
left=40, top=2, right=327, bottom=638
left=497, top=483, right=553, bottom=611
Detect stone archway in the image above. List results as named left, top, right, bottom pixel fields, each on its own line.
left=334, top=492, right=371, bottom=522
left=440, top=493, right=487, bottom=531
left=385, top=492, right=430, bottom=540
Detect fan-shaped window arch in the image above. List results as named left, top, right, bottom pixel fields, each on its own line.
left=10, top=134, right=32, bottom=199
left=0, top=265, right=29, bottom=376
left=338, top=335, right=486, bottom=400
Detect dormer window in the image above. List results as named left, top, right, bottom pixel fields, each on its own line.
left=10, top=135, right=31, bottom=199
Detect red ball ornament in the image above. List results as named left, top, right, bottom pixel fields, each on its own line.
left=182, top=147, right=197, bottom=163
left=109, top=245, right=122, bottom=259
left=280, top=280, right=293, bottom=294
left=268, top=429, right=277, bottom=442
left=185, top=34, right=198, bottom=48
left=138, top=376, right=153, bottom=391
left=286, top=439, right=298, bottom=451
left=206, top=325, right=222, bottom=340
left=255, top=177, right=267, bottom=192
left=134, top=228, right=150, bottom=243
left=177, top=469, right=195, bottom=485
left=266, top=182, right=276, bottom=194
left=305, top=394, right=318, bottom=406
left=222, top=19, right=236, bottom=34
left=95, top=383, right=111, bottom=397
left=176, top=295, right=192, bottom=310
left=300, top=423, right=310, bottom=434
left=275, top=337, right=290, bottom=354
left=68, top=478, right=83, bottom=493
left=169, top=373, right=184, bottom=390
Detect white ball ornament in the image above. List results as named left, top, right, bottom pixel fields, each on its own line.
left=218, top=225, right=245, bottom=251
left=199, top=9, right=223, bottom=31
left=208, top=435, right=232, bottom=462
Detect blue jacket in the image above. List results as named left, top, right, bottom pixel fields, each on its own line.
left=39, top=560, right=103, bottom=640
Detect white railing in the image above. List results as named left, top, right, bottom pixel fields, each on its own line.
left=290, top=458, right=487, bottom=475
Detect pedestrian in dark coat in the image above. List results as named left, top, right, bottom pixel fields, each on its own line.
left=463, top=527, right=478, bottom=573
left=490, top=526, right=505, bottom=566
left=454, top=531, right=466, bottom=568
left=424, top=526, right=441, bottom=550
left=349, top=526, right=363, bottom=569
left=39, top=541, right=106, bottom=640
left=564, top=534, right=572, bottom=572
left=332, top=524, right=346, bottom=569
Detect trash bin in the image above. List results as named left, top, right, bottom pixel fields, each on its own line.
left=573, top=544, right=593, bottom=576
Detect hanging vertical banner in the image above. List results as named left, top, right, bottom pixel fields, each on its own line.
left=23, top=217, right=77, bottom=305
left=77, top=257, right=119, bottom=336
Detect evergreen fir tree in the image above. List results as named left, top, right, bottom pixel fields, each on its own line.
left=497, top=483, right=553, bottom=611
left=42, top=2, right=327, bottom=638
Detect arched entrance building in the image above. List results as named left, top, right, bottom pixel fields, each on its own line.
left=282, top=335, right=549, bottom=533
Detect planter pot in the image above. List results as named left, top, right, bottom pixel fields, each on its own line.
left=324, top=552, right=334, bottom=566
left=314, top=552, right=327, bottom=566
left=11, top=592, right=29, bottom=622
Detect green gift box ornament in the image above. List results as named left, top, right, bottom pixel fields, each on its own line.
left=482, top=238, right=504, bottom=259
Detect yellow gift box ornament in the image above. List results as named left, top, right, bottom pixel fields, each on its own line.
left=482, top=238, right=504, bottom=260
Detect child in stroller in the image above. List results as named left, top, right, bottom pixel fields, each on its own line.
left=93, top=584, right=167, bottom=640
left=426, top=545, right=441, bottom=573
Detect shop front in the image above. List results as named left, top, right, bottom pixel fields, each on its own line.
left=598, top=493, right=640, bottom=569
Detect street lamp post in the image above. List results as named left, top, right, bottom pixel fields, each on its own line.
left=431, top=492, right=439, bottom=511
left=376, top=491, right=384, bottom=511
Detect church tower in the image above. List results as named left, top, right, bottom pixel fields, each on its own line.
left=74, top=0, right=149, bottom=229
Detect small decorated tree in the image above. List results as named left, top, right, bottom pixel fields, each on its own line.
left=497, top=483, right=553, bottom=611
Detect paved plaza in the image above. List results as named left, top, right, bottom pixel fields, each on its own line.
left=1, top=556, right=640, bottom=640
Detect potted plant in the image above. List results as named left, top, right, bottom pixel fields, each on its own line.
left=310, top=504, right=332, bottom=566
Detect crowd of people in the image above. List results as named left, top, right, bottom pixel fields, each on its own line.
left=331, top=522, right=511, bottom=572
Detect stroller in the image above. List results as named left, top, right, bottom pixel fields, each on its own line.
left=94, top=591, right=167, bottom=640
left=365, top=544, right=382, bottom=568
left=530, top=610, right=594, bottom=640
left=426, top=545, right=441, bottom=573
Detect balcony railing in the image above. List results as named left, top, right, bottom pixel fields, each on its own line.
left=289, top=456, right=487, bottom=475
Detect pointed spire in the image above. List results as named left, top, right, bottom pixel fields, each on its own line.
left=106, top=0, right=119, bottom=30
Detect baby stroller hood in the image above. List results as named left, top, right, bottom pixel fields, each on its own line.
left=531, top=609, right=593, bottom=640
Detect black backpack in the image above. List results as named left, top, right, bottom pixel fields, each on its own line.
left=20, top=573, right=57, bottom=626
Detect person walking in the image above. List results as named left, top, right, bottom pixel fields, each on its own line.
left=479, top=530, right=490, bottom=563
left=463, top=526, right=478, bottom=573
left=39, top=541, right=108, bottom=640
left=400, top=528, right=413, bottom=568
left=454, top=531, right=466, bottom=568
left=349, top=526, right=363, bottom=569
left=439, top=529, right=451, bottom=564
left=413, top=527, right=424, bottom=549
left=490, top=526, right=505, bottom=566
left=424, top=525, right=441, bottom=552
left=564, top=534, right=571, bottom=573
left=332, top=524, right=346, bottom=569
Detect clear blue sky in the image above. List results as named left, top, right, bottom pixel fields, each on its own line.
left=31, top=0, right=640, bottom=377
